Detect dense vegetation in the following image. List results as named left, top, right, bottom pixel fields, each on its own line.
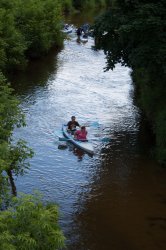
left=0, top=193, right=65, bottom=250
left=0, top=0, right=108, bottom=75
left=93, top=0, right=166, bottom=164
left=0, top=0, right=63, bottom=74
left=0, top=73, right=33, bottom=197
left=73, top=0, right=107, bottom=9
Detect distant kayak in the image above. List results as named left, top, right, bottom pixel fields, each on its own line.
left=61, top=24, right=73, bottom=34
left=79, top=34, right=88, bottom=42
left=62, top=125, right=94, bottom=155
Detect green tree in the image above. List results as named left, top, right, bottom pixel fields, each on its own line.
left=93, top=0, right=166, bottom=163
left=0, top=0, right=64, bottom=73
left=0, top=73, right=33, bottom=198
left=0, top=3, right=27, bottom=72
left=0, top=193, right=65, bottom=250
left=72, top=0, right=106, bottom=9
left=62, top=0, right=73, bottom=13
left=15, top=0, right=63, bottom=58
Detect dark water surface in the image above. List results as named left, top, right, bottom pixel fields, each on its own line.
left=11, top=12, right=166, bottom=250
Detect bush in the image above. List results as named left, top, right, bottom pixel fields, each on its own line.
left=0, top=193, right=65, bottom=250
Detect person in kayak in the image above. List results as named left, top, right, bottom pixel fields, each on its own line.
left=74, top=126, right=87, bottom=141
left=67, top=116, right=80, bottom=133
left=76, top=27, right=82, bottom=36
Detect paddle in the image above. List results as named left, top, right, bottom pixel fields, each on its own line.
left=84, top=121, right=100, bottom=128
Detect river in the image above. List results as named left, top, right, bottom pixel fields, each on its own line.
left=11, top=11, right=166, bottom=250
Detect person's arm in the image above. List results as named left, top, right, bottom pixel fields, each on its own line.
left=76, top=121, right=80, bottom=127
left=67, top=121, right=71, bottom=130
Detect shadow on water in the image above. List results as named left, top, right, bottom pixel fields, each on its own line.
left=66, top=129, right=166, bottom=250
left=9, top=46, right=62, bottom=96
left=68, top=144, right=85, bottom=161
left=58, top=141, right=93, bottom=162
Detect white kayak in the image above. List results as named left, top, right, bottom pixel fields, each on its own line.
left=61, top=24, right=73, bottom=34
left=62, top=125, right=94, bottom=155
left=79, top=34, right=88, bottom=42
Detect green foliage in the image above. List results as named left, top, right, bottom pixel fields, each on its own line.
left=15, top=0, right=63, bottom=58
left=96, top=0, right=107, bottom=8
left=0, top=2, right=65, bottom=244
left=0, top=1, right=27, bottom=71
left=7, top=139, right=34, bottom=176
left=0, top=73, right=25, bottom=141
left=73, top=0, right=106, bottom=9
left=132, top=68, right=165, bottom=120
left=93, top=0, right=166, bottom=163
left=0, top=73, right=33, bottom=201
left=62, top=0, right=73, bottom=13
left=94, top=0, right=166, bottom=72
left=0, top=0, right=64, bottom=72
left=0, top=193, right=65, bottom=250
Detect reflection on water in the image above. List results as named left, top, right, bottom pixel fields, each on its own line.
left=10, top=46, right=62, bottom=96
left=69, top=145, right=85, bottom=161
left=12, top=16, right=166, bottom=250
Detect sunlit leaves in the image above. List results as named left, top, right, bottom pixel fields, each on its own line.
left=0, top=193, right=65, bottom=250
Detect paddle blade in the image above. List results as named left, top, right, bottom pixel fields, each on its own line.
left=84, top=121, right=100, bottom=128
left=91, top=121, right=100, bottom=127
left=101, top=137, right=111, bottom=142
left=89, top=137, right=111, bottom=143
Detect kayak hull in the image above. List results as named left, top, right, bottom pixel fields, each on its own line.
left=61, top=25, right=73, bottom=34
left=62, top=125, right=94, bottom=155
left=79, top=35, right=88, bottom=42
left=62, top=28, right=72, bottom=34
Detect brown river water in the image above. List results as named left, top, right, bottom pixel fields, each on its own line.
left=11, top=11, right=166, bottom=250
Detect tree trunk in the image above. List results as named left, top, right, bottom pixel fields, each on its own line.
left=7, top=170, right=17, bottom=196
